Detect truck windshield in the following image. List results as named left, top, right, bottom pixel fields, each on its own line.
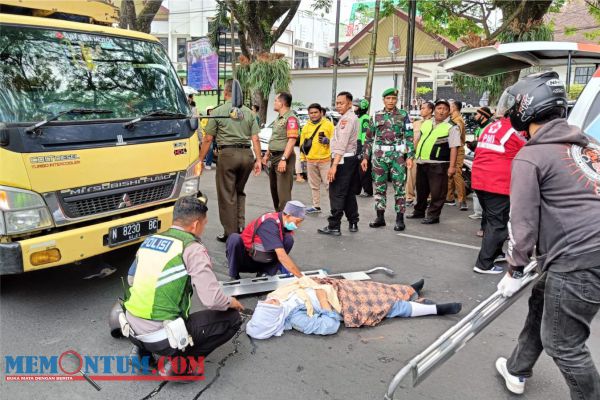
left=0, top=25, right=189, bottom=124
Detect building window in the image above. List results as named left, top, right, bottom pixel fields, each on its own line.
left=574, top=66, right=595, bottom=84
left=318, top=56, right=330, bottom=68
left=158, top=37, right=169, bottom=52
left=294, top=50, right=309, bottom=69
left=177, top=38, right=187, bottom=63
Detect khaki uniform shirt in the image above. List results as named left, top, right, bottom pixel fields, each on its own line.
left=269, top=109, right=299, bottom=152
left=204, top=101, right=259, bottom=145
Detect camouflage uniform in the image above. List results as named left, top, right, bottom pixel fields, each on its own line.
left=363, top=108, right=415, bottom=214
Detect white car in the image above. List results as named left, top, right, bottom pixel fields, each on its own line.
left=439, top=41, right=600, bottom=140
left=182, top=85, right=199, bottom=96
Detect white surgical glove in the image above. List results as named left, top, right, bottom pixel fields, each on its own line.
left=497, top=272, right=524, bottom=297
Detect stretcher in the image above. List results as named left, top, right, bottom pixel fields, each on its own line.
left=219, top=266, right=395, bottom=297
left=384, top=261, right=539, bottom=399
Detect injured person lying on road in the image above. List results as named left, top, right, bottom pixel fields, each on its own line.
left=246, top=276, right=462, bottom=339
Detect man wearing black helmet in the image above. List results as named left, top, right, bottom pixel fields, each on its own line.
left=494, top=71, right=600, bottom=399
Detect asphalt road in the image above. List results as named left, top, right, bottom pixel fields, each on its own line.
left=1, top=169, right=598, bottom=400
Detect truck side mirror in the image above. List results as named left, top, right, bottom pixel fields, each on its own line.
left=189, top=117, right=199, bottom=131
left=231, top=79, right=243, bottom=108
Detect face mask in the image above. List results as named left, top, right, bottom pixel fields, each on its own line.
left=284, top=221, right=298, bottom=231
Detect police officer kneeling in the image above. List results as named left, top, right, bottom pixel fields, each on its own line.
left=225, top=201, right=306, bottom=279
left=122, top=196, right=244, bottom=376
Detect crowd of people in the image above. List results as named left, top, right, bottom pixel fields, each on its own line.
left=119, top=73, right=599, bottom=399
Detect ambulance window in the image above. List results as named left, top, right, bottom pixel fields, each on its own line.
left=583, top=92, right=600, bottom=140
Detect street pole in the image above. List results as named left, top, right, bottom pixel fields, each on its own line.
left=230, top=11, right=236, bottom=78
left=403, top=0, right=417, bottom=110
left=364, top=0, right=381, bottom=107
left=331, top=0, right=341, bottom=107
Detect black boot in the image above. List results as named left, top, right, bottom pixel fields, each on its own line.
left=369, top=210, right=386, bottom=228
left=349, top=222, right=358, bottom=232
left=394, top=212, right=405, bottom=231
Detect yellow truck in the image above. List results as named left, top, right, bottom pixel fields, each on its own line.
left=0, top=3, right=205, bottom=274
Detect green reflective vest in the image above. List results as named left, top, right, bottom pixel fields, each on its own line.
left=358, top=114, right=370, bottom=144
left=124, top=228, right=197, bottom=321
left=415, top=120, right=452, bottom=162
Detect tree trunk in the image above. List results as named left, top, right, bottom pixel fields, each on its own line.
left=118, top=0, right=136, bottom=29
left=364, top=0, right=381, bottom=105
left=134, top=0, right=163, bottom=33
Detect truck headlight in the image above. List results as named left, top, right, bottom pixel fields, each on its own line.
left=0, top=186, right=53, bottom=235
left=180, top=160, right=201, bottom=197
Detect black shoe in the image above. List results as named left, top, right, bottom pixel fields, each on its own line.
left=421, top=217, right=440, bottom=224
left=445, top=200, right=456, bottom=206
left=406, top=213, right=425, bottom=219
left=216, top=233, right=228, bottom=242
left=410, top=279, right=425, bottom=294
left=436, top=302, right=462, bottom=315
left=369, top=210, right=386, bottom=228
left=129, top=345, right=156, bottom=368
left=394, top=212, right=405, bottom=231
left=318, top=226, right=341, bottom=236
left=349, top=222, right=358, bottom=232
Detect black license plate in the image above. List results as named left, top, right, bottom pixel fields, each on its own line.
left=107, top=218, right=160, bottom=247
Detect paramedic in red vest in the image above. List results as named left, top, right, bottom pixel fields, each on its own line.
left=225, top=201, right=306, bottom=279
left=471, top=88, right=527, bottom=274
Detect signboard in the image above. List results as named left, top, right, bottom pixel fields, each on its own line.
left=186, top=38, right=218, bottom=90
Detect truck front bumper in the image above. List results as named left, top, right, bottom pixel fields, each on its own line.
left=0, top=196, right=207, bottom=275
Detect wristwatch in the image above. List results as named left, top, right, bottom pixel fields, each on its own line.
left=281, top=155, right=287, bottom=161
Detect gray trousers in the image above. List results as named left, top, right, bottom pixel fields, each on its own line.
left=507, top=267, right=600, bottom=399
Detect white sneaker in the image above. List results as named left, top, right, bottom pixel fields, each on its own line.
left=495, top=357, right=525, bottom=395
left=204, top=165, right=212, bottom=170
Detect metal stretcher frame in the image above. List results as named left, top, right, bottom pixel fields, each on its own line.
left=384, top=261, right=539, bottom=400
left=220, top=267, right=395, bottom=297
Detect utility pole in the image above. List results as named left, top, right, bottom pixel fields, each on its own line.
left=331, top=0, right=341, bottom=107
left=403, top=0, right=417, bottom=110
left=364, top=0, right=381, bottom=107
left=230, top=11, right=236, bottom=78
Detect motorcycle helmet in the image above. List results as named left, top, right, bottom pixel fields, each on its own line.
left=505, top=71, right=567, bottom=132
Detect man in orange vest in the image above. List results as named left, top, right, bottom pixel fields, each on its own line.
left=225, top=201, right=306, bottom=279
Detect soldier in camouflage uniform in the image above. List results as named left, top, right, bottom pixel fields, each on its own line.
left=361, top=88, right=415, bottom=231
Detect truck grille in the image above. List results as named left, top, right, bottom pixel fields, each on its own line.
left=58, top=173, right=177, bottom=218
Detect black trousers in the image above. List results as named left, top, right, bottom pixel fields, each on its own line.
left=328, top=155, right=360, bottom=228
left=357, top=142, right=373, bottom=195
left=414, top=162, right=449, bottom=219
left=133, top=310, right=241, bottom=359
left=475, top=190, right=510, bottom=270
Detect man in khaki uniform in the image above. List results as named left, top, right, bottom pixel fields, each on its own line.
left=200, top=79, right=262, bottom=242
left=262, top=92, right=299, bottom=211
left=446, top=99, right=467, bottom=210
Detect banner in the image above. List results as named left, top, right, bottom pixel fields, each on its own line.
left=187, top=38, right=218, bottom=90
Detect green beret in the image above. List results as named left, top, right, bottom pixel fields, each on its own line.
left=382, top=88, right=398, bottom=98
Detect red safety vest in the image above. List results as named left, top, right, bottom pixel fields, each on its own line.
left=241, top=212, right=283, bottom=249
left=472, top=117, right=527, bottom=196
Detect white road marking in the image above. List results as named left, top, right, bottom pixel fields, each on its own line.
left=397, top=233, right=481, bottom=250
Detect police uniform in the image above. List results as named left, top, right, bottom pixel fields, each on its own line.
left=318, top=108, right=359, bottom=235
left=268, top=109, right=299, bottom=211
left=363, top=88, right=414, bottom=230
left=204, top=102, right=259, bottom=237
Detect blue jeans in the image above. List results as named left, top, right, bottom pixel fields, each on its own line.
left=204, top=141, right=214, bottom=166
left=507, top=267, right=600, bottom=400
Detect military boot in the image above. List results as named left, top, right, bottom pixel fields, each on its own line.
left=369, top=210, right=386, bottom=228
left=394, top=212, right=405, bottom=231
